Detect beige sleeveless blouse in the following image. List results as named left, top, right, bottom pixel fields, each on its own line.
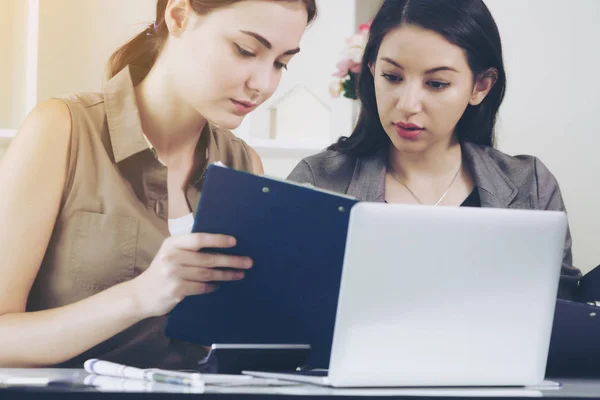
left=25, top=66, right=255, bottom=369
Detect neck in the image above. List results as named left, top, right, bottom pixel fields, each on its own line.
left=135, top=56, right=206, bottom=162
left=388, top=137, right=462, bottom=182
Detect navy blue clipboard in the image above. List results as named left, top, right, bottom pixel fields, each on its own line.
left=165, top=164, right=359, bottom=368
left=546, top=299, right=600, bottom=377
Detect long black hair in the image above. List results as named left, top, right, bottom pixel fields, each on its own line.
left=329, top=0, right=506, bottom=156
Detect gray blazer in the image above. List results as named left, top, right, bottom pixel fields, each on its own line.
left=287, top=142, right=581, bottom=299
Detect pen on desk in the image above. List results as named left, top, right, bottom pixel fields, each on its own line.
left=84, top=359, right=145, bottom=380
left=144, top=370, right=203, bottom=387
left=147, top=368, right=254, bottom=385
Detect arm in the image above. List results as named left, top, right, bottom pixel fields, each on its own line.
left=534, top=157, right=582, bottom=299
left=0, top=100, right=147, bottom=367
left=0, top=100, right=255, bottom=367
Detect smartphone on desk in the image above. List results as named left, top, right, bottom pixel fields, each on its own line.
left=197, top=344, right=311, bottom=374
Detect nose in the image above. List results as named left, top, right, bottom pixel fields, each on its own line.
left=246, top=63, right=273, bottom=96
left=395, top=81, right=423, bottom=115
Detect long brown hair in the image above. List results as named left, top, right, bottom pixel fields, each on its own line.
left=107, top=0, right=317, bottom=83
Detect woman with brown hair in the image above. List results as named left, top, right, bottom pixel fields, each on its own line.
left=0, top=0, right=316, bottom=369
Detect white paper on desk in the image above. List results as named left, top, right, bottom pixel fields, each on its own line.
left=0, top=376, right=50, bottom=386
left=147, top=370, right=299, bottom=387
left=83, top=373, right=297, bottom=392
left=84, top=375, right=205, bottom=394
left=0, top=368, right=85, bottom=386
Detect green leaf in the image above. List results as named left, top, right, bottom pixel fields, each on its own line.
left=342, top=72, right=358, bottom=100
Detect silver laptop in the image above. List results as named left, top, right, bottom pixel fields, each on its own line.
left=244, top=203, right=567, bottom=387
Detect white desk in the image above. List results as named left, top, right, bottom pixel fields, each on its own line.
left=2, top=368, right=599, bottom=398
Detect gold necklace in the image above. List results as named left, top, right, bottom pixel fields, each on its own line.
left=388, top=163, right=462, bottom=206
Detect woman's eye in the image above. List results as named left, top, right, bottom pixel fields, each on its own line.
left=274, top=61, right=288, bottom=70
left=381, top=73, right=402, bottom=83
left=427, top=81, right=451, bottom=90
left=235, top=44, right=256, bottom=57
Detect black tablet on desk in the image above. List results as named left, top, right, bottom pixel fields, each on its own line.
left=165, top=163, right=359, bottom=368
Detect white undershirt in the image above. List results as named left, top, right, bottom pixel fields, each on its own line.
left=168, top=213, right=194, bottom=236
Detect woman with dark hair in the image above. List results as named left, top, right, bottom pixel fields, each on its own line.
left=288, top=0, right=581, bottom=298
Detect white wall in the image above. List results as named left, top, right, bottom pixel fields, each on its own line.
left=36, top=0, right=155, bottom=103
left=0, top=0, right=29, bottom=129
left=484, top=0, right=600, bottom=273
left=0, top=0, right=18, bottom=128
left=0, top=0, right=155, bottom=128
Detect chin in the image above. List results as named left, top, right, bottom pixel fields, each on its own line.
left=205, top=112, right=245, bottom=131
left=392, top=144, right=427, bottom=154
left=387, top=136, right=429, bottom=154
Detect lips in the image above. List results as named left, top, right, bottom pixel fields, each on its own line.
left=231, top=99, right=257, bottom=115
left=232, top=99, right=256, bottom=108
left=394, top=122, right=424, bottom=140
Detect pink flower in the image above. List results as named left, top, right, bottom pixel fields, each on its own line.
left=329, top=20, right=371, bottom=100
left=347, top=32, right=367, bottom=49
left=333, top=59, right=351, bottom=77
left=349, top=61, right=362, bottom=73
left=358, top=21, right=372, bottom=33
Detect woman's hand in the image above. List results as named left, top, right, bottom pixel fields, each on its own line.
left=128, top=233, right=253, bottom=318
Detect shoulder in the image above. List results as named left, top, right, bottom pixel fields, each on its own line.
left=52, top=92, right=107, bottom=141
left=33, top=97, right=72, bottom=119
left=55, top=92, right=105, bottom=114
left=3, top=98, right=73, bottom=176
left=287, top=149, right=357, bottom=189
left=464, top=143, right=561, bottom=201
left=300, top=149, right=357, bottom=176
left=20, top=99, right=73, bottom=142
left=51, top=92, right=115, bottom=154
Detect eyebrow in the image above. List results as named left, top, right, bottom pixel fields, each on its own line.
left=381, top=57, right=458, bottom=74
left=240, top=30, right=301, bottom=55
